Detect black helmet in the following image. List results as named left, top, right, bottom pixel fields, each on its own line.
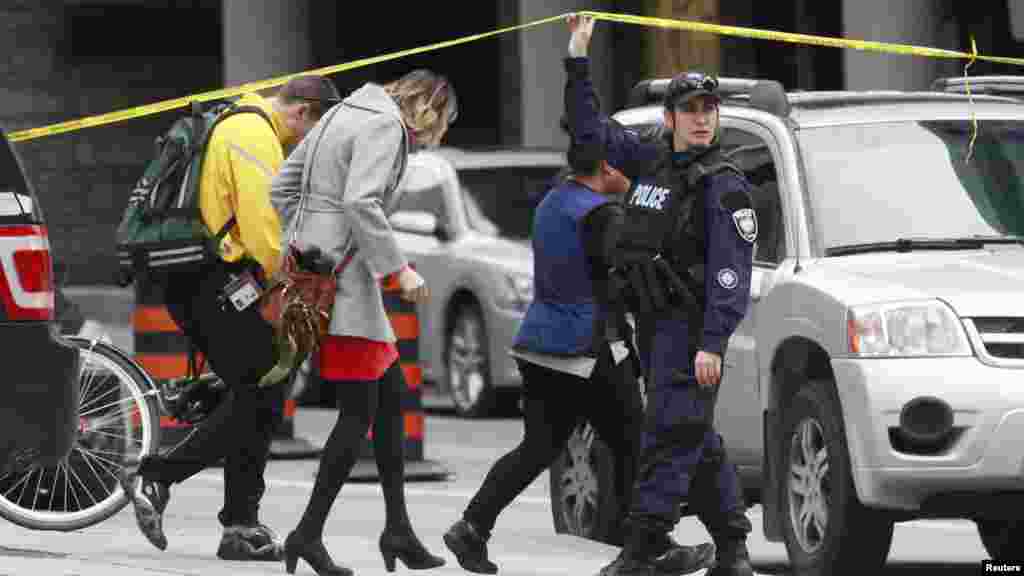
left=664, top=71, right=720, bottom=110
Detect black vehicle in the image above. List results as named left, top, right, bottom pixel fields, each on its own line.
left=0, top=128, right=81, bottom=475
left=0, top=128, right=162, bottom=533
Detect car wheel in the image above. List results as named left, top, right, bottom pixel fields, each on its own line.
left=549, top=422, right=621, bottom=545
left=977, top=518, right=1024, bottom=560
left=780, top=380, right=893, bottom=576
left=445, top=302, right=495, bottom=418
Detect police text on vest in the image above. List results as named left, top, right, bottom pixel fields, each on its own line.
left=629, top=184, right=670, bottom=210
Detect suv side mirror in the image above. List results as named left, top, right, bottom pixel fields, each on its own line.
left=390, top=210, right=440, bottom=236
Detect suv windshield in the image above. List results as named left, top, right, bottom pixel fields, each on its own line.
left=798, top=119, right=1024, bottom=253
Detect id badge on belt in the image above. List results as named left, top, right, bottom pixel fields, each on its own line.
left=221, top=271, right=262, bottom=312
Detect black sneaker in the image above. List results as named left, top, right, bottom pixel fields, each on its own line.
left=216, top=524, right=283, bottom=561
left=605, top=543, right=716, bottom=576
left=121, top=473, right=170, bottom=551
left=443, top=519, right=498, bottom=574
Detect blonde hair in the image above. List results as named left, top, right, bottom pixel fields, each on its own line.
left=384, top=69, right=458, bottom=142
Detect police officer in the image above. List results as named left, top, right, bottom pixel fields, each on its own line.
left=564, top=15, right=755, bottom=576
left=443, top=136, right=644, bottom=574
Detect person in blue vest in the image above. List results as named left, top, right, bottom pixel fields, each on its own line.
left=563, top=14, right=756, bottom=576
left=442, top=136, right=645, bottom=574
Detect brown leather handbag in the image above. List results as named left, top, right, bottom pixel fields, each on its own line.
left=259, top=244, right=356, bottom=359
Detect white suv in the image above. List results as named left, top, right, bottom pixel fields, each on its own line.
left=550, top=77, right=1024, bottom=574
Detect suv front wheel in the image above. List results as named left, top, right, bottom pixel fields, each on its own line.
left=780, top=380, right=893, bottom=576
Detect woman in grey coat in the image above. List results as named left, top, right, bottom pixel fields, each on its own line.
left=271, top=70, right=456, bottom=576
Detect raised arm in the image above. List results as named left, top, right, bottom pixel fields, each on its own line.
left=564, top=14, right=660, bottom=179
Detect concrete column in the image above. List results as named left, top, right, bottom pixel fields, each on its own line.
left=842, top=0, right=943, bottom=90
left=645, top=0, right=721, bottom=77
left=222, top=0, right=312, bottom=87
left=518, top=0, right=614, bottom=149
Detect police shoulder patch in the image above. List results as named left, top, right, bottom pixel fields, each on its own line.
left=717, top=268, right=739, bottom=290
left=732, top=207, right=758, bottom=243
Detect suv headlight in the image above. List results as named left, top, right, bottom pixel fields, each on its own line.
left=847, top=300, right=972, bottom=357
left=496, top=272, right=533, bottom=312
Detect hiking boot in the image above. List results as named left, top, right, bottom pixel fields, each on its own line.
left=216, top=523, right=283, bottom=561
left=606, top=516, right=716, bottom=576
left=121, top=472, right=170, bottom=551
left=607, top=543, right=715, bottom=576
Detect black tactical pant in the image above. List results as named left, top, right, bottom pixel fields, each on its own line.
left=137, top=259, right=281, bottom=527
left=630, top=309, right=751, bottom=540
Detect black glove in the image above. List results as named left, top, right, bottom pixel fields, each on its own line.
left=166, top=373, right=228, bottom=424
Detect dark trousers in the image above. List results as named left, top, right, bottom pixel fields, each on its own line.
left=137, top=259, right=280, bottom=527
left=630, top=310, right=751, bottom=539
left=463, top=345, right=644, bottom=541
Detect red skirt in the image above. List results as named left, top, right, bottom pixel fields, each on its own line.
left=319, top=335, right=399, bottom=382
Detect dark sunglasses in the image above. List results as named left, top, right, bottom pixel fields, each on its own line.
left=678, top=72, right=719, bottom=93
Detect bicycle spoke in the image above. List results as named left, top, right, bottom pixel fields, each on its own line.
left=77, top=360, right=106, bottom=411
left=48, top=462, right=60, bottom=512
left=80, top=395, right=140, bottom=420
left=63, top=462, right=83, bottom=511
left=7, top=468, right=33, bottom=504
left=30, top=466, right=43, bottom=511
left=83, top=428, right=137, bottom=445
left=78, top=448, right=124, bottom=476
left=65, top=456, right=99, bottom=507
left=79, top=383, right=119, bottom=414
left=75, top=448, right=117, bottom=492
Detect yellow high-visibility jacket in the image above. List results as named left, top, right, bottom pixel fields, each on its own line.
left=198, top=93, right=293, bottom=278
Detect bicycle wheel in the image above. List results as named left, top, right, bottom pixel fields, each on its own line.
left=0, top=336, right=162, bottom=531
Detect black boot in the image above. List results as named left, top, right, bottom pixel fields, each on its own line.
left=600, top=517, right=715, bottom=576
left=707, top=538, right=753, bottom=576
left=443, top=519, right=498, bottom=574
left=379, top=524, right=445, bottom=572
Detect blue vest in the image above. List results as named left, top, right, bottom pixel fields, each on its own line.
left=513, top=181, right=611, bottom=356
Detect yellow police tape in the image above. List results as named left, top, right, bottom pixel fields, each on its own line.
left=580, top=11, right=1024, bottom=66
left=7, top=14, right=566, bottom=143
left=9, top=10, right=1024, bottom=144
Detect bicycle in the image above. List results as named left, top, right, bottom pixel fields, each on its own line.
left=0, top=336, right=190, bottom=531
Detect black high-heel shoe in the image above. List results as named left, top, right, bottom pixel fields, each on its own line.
left=379, top=526, right=446, bottom=572
left=283, top=531, right=353, bottom=576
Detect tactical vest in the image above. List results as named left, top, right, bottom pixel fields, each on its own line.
left=513, top=182, right=612, bottom=357
left=612, top=145, right=742, bottom=317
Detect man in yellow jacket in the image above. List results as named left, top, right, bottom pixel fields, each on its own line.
left=122, top=75, right=341, bottom=561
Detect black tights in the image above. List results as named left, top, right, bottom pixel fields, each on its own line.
left=294, top=361, right=410, bottom=540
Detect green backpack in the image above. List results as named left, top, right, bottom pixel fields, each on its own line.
left=116, top=99, right=273, bottom=286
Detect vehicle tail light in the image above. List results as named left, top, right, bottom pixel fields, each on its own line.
left=0, top=225, right=54, bottom=320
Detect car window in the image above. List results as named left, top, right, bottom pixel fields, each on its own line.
left=797, top=120, right=1024, bottom=251
left=459, top=166, right=563, bottom=241
left=0, top=131, right=42, bottom=224
left=722, top=128, right=786, bottom=264
left=394, top=164, right=448, bottom=225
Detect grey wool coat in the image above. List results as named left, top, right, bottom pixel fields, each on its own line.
left=270, top=83, right=410, bottom=343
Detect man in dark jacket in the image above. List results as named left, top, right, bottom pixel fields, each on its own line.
left=442, top=136, right=645, bottom=574
left=565, top=14, right=756, bottom=576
